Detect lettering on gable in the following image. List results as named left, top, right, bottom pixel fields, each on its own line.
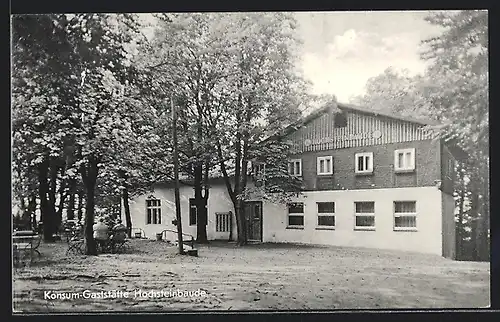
left=304, top=130, right=382, bottom=147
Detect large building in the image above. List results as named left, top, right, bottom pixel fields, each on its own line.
left=126, top=103, right=462, bottom=258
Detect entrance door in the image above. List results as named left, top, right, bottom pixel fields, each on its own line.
left=244, top=201, right=263, bottom=242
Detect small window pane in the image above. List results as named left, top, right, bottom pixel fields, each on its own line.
left=288, top=203, right=304, bottom=213
left=295, top=162, right=300, bottom=175
left=146, top=200, right=152, bottom=207
left=355, top=202, right=374, bottom=213
left=320, top=159, right=325, bottom=173
left=317, top=202, right=335, bottom=213
left=288, top=215, right=304, bottom=226
left=365, top=156, right=371, bottom=170
left=326, top=159, right=331, bottom=172
left=356, top=215, right=375, bottom=227
left=147, top=209, right=152, bottom=224
left=358, top=156, right=364, bottom=171
left=318, top=216, right=335, bottom=226
left=398, top=153, right=404, bottom=169
left=395, top=216, right=416, bottom=228
left=405, top=152, right=412, bottom=168
left=395, top=201, right=416, bottom=213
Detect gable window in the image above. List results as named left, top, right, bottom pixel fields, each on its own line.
left=394, top=148, right=415, bottom=172
left=355, top=152, right=373, bottom=174
left=317, top=202, right=335, bottom=228
left=189, top=198, right=197, bottom=226
left=317, top=156, right=333, bottom=175
left=354, top=201, right=375, bottom=230
left=394, top=201, right=417, bottom=231
left=288, top=159, right=302, bottom=177
left=146, top=198, right=161, bottom=225
left=287, top=202, right=304, bottom=228
left=334, top=111, right=347, bottom=128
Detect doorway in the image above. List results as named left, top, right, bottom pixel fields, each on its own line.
left=244, top=201, right=263, bottom=242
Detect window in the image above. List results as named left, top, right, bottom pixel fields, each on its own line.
left=447, top=158, right=455, bottom=178
left=394, top=201, right=417, bottom=231
left=189, top=198, right=197, bottom=226
left=253, top=162, right=266, bottom=177
left=146, top=198, right=161, bottom=225
left=355, top=152, right=373, bottom=174
left=317, top=202, right=335, bottom=228
left=287, top=202, right=304, bottom=228
left=288, top=159, right=302, bottom=177
left=216, top=212, right=231, bottom=232
left=354, top=201, right=375, bottom=230
left=317, top=156, right=333, bottom=175
left=334, top=111, right=347, bottom=127
left=394, top=148, right=415, bottom=172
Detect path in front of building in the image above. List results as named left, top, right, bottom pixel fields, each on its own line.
left=12, top=240, right=490, bottom=312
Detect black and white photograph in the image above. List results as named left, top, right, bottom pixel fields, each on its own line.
left=11, top=10, right=490, bottom=312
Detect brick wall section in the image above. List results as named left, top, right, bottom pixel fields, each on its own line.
left=290, top=139, right=441, bottom=191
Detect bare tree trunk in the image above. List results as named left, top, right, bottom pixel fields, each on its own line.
left=172, top=97, right=184, bottom=254
left=77, top=189, right=84, bottom=222
left=80, top=155, right=99, bottom=256
left=56, top=168, right=67, bottom=228
left=38, top=157, right=54, bottom=242
left=48, top=159, right=58, bottom=233
left=122, top=187, right=132, bottom=238
left=194, top=162, right=208, bottom=243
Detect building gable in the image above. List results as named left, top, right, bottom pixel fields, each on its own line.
left=286, top=106, right=435, bottom=153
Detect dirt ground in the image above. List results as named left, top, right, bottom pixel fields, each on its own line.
left=12, top=239, right=490, bottom=312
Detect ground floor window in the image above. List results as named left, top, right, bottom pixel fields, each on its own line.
left=354, top=201, right=375, bottom=230
left=146, top=198, right=161, bottom=225
left=287, top=202, right=304, bottom=228
left=317, top=202, right=335, bottom=228
left=394, top=201, right=417, bottom=230
left=216, top=212, right=231, bottom=232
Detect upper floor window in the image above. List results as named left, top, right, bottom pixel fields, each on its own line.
left=355, top=152, right=373, bottom=174
left=394, top=148, right=415, bottom=172
left=146, top=198, right=161, bottom=225
left=394, top=201, right=417, bottom=231
left=317, top=156, right=333, bottom=175
left=253, top=162, right=266, bottom=177
left=334, top=111, right=347, bottom=128
left=288, top=159, right=302, bottom=177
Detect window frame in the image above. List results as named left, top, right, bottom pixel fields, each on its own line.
left=354, top=201, right=375, bottom=231
left=288, top=159, right=302, bottom=177
left=316, top=202, right=335, bottom=230
left=394, top=148, right=416, bottom=172
left=146, top=198, right=162, bottom=225
left=317, top=156, right=333, bottom=175
left=286, top=202, right=305, bottom=229
left=354, top=152, right=374, bottom=174
left=393, top=201, right=417, bottom=231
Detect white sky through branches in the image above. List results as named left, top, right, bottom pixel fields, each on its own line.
left=138, top=11, right=446, bottom=104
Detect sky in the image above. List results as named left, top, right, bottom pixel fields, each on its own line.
left=138, top=11, right=447, bottom=104
left=293, top=11, right=446, bottom=103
